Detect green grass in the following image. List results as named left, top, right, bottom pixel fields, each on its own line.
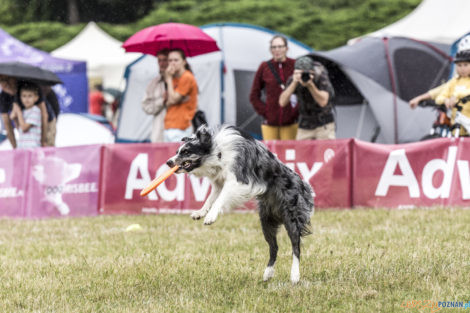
left=0, top=208, right=469, bottom=312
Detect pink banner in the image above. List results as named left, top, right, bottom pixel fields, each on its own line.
left=3, top=136, right=469, bottom=218
left=25, top=145, right=102, bottom=218
left=99, top=140, right=353, bottom=214
left=100, top=143, right=205, bottom=214
left=0, top=150, right=30, bottom=217
left=353, top=138, right=470, bottom=208
left=269, top=139, right=352, bottom=208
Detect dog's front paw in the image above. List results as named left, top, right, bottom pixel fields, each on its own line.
left=191, top=209, right=207, bottom=220
left=290, top=272, right=300, bottom=285
left=263, top=266, right=275, bottom=281
left=203, top=211, right=218, bottom=225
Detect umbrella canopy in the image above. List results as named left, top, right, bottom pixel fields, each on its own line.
left=123, top=23, right=220, bottom=57
left=0, top=61, right=62, bottom=85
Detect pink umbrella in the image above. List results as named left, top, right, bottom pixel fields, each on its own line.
left=123, top=23, right=220, bottom=57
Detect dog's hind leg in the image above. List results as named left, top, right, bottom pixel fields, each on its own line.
left=191, top=182, right=221, bottom=220
left=284, top=219, right=302, bottom=284
left=260, top=215, right=279, bottom=282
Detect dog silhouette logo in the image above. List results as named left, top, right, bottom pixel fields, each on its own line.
left=32, top=153, right=81, bottom=215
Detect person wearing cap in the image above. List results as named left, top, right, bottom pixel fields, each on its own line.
left=279, top=56, right=335, bottom=140
left=249, top=35, right=298, bottom=140
left=434, top=48, right=470, bottom=136
left=409, top=34, right=470, bottom=109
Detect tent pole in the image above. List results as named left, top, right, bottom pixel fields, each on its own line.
left=383, top=37, right=399, bottom=144
left=218, top=24, right=225, bottom=124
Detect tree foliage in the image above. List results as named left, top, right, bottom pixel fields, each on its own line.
left=0, top=0, right=421, bottom=52
left=0, top=0, right=156, bottom=24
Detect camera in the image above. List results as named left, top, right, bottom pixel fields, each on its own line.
left=301, top=71, right=311, bottom=82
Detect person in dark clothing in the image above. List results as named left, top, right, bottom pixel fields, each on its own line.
left=279, top=56, right=335, bottom=140
left=249, top=35, right=298, bottom=140
left=0, top=76, right=18, bottom=148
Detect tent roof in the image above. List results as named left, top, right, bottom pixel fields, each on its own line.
left=360, top=0, right=470, bottom=45
left=312, top=36, right=451, bottom=101
left=52, top=22, right=140, bottom=69
left=309, top=37, right=452, bottom=143
left=0, top=28, right=85, bottom=73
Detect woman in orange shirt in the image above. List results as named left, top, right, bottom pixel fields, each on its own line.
left=163, top=49, right=198, bottom=142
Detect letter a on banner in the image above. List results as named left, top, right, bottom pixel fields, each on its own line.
left=375, top=149, right=420, bottom=197
left=125, top=153, right=157, bottom=200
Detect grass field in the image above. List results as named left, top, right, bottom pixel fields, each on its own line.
left=0, top=208, right=469, bottom=313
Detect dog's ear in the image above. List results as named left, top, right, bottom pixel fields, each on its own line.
left=195, top=125, right=211, bottom=146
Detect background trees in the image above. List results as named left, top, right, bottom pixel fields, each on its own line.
left=0, top=0, right=421, bottom=51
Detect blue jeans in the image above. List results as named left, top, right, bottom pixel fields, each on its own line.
left=164, top=127, right=192, bottom=142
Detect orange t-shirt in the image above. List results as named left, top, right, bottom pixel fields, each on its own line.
left=164, top=70, right=198, bottom=130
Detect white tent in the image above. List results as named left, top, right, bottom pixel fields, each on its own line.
left=0, top=113, right=114, bottom=149
left=55, top=113, right=115, bottom=146
left=353, top=0, right=470, bottom=45
left=116, top=23, right=312, bottom=142
left=51, top=22, right=141, bottom=89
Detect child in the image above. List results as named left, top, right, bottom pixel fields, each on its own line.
left=435, top=49, right=470, bottom=136
left=9, top=82, right=42, bottom=149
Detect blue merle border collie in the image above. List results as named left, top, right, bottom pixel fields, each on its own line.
left=166, top=125, right=314, bottom=284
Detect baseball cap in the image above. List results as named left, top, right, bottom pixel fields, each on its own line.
left=295, top=56, right=315, bottom=70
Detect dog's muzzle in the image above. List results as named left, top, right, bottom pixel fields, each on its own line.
left=166, top=159, right=176, bottom=168
left=166, top=158, right=192, bottom=172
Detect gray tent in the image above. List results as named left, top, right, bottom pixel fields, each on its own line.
left=309, top=36, right=452, bottom=143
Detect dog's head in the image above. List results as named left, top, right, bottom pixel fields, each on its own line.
left=166, top=125, right=213, bottom=173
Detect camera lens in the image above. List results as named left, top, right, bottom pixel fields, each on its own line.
left=301, top=72, right=310, bottom=82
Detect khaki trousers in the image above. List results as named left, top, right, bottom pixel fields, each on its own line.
left=296, top=122, right=336, bottom=140
left=261, top=123, right=298, bottom=140
left=44, top=118, right=57, bottom=146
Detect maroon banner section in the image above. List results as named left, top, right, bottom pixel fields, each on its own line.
left=353, top=138, right=470, bottom=208
left=100, top=143, right=187, bottom=214
left=0, top=150, right=30, bottom=217
left=269, top=139, right=352, bottom=208
left=25, top=145, right=102, bottom=218
left=2, top=136, right=469, bottom=219
left=99, top=140, right=353, bottom=214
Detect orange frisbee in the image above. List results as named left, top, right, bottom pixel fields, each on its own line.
left=140, top=165, right=179, bottom=197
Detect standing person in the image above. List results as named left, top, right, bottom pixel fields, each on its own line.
left=279, top=56, right=335, bottom=140
left=9, top=82, right=42, bottom=149
left=163, top=49, right=198, bottom=142
left=88, top=83, right=106, bottom=116
left=249, top=35, right=298, bottom=140
left=0, top=75, right=17, bottom=148
left=142, top=49, right=169, bottom=142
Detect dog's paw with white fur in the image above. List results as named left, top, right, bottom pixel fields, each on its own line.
left=263, top=266, right=275, bottom=281
left=290, top=255, right=300, bottom=284
left=203, top=210, right=219, bottom=225
left=191, top=209, right=207, bottom=220
left=290, top=272, right=300, bottom=285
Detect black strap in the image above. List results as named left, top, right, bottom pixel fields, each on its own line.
left=267, top=61, right=285, bottom=90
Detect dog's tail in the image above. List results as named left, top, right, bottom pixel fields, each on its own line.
left=298, top=181, right=314, bottom=237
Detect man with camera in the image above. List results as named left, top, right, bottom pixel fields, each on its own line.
left=279, top=56, right=335, bottom=140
